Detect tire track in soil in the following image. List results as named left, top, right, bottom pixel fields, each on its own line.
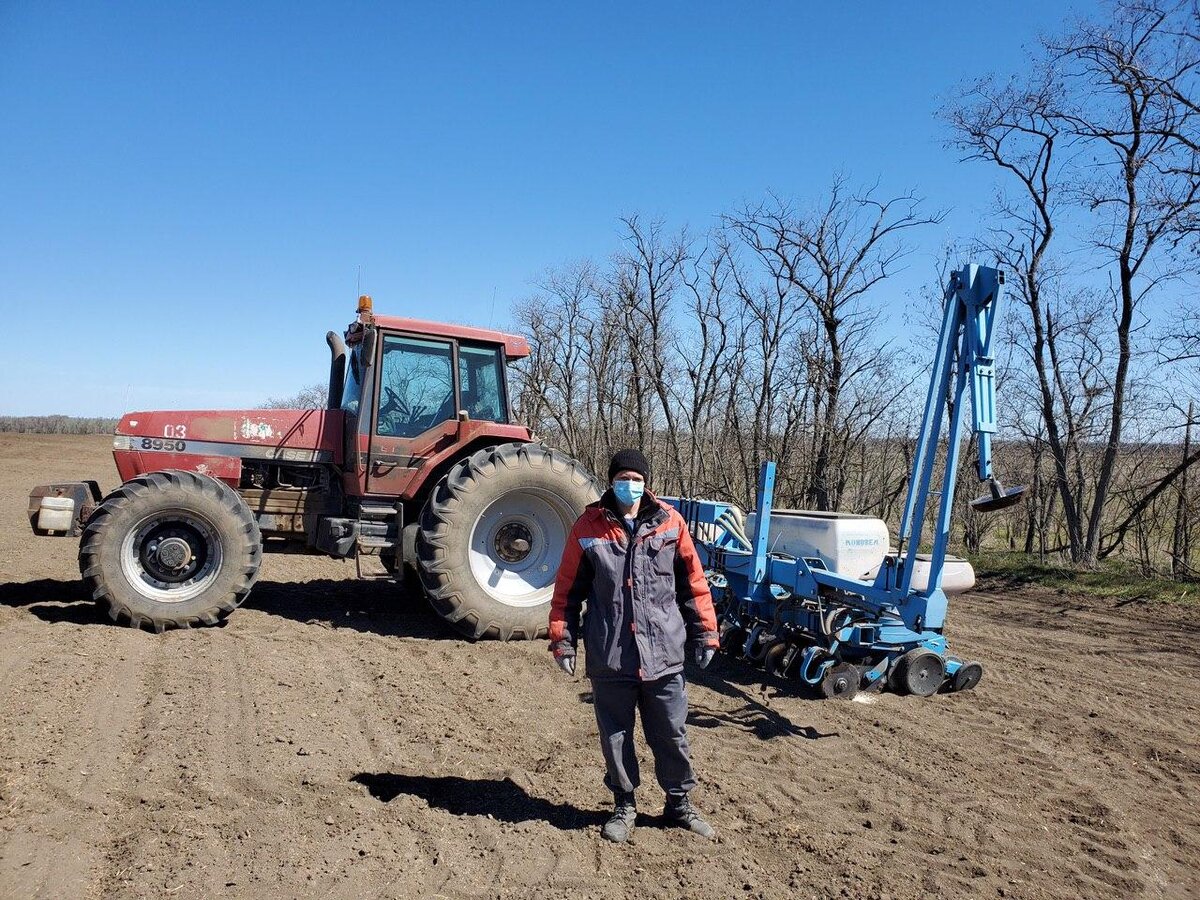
left=93, top=628, right=267, bottom=898
left=175, top=622, right=453, bottom=898
left=946, top=592, right=1200, bottom=899
left=215, top=623, right=323, bottom=896
left=0, top=623, right=153, bottom=900
left=331, top=635, right=573, bottom=898
left=93, top=636, right=179, bottom=899
left=299, top=632, right=440, bottom=898
left=273, top=627, right=531, bottom=898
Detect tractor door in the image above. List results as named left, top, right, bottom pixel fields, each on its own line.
left=366, top=334, right=461, bottom=497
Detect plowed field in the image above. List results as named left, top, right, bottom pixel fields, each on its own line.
left=2, top=434, right=1197, bottom=899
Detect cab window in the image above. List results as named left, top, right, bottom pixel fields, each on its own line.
left=458, top=345, right=507, bottom=423
left=341, top=343, right=362, bottom=415
left=377, top=336, right=455, bottom=437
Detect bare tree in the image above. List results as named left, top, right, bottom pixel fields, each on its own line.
left=726, top=178, right=944, bottom=510
left=511, top=262, right=600, bottom=459
left=1052, top=0, right=1200, bottom=562
left=675, top=234, right=739, bottom=493
left=615, top=217, right=691, bottom=492
left=945, top=0, right=1200, bottom=565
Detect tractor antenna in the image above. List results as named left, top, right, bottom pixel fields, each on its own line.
left=357, top=265, right=362, bottom=297
left=489, top=286, right=497, bottom=328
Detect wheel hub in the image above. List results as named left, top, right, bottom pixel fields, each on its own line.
left=952, top=661, right=984, bottom=692
left=153, top=536, right=193, bottom=571
left=135, top=522, right=210, bottom=586
left=494, top=521, right=534, bottom=563
left=466, top=488, right=576, bottom=608
left=120, top=509, right=224, bottom=604
left=899, top=650, right=946, bottom=697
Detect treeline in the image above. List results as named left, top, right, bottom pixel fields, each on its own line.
left=964, top=434, right=1200, bottom=578
left=0, top=416, right=119, bottom=435
left=260, top=383, right=328, bottom=410
left=512, top=0, right=1200, bottom=579
left=510, top=200, right=928, bottom=518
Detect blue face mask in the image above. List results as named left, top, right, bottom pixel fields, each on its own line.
left=612, top=479, right=645, bottom=507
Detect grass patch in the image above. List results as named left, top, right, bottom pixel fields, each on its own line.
left=970, top=551, right=1200, bottom=607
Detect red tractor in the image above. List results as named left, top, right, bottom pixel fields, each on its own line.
left=27, top=297, right=600, bottom=638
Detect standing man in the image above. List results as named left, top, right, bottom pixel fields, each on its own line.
left=549, top=449, right=720, bottom=843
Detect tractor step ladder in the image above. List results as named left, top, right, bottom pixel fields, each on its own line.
left=355, top=501, right=400, bottom=580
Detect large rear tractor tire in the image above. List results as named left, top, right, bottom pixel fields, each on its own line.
left=416, top=443, right=600, bottom=640
left=79, top=470, right=262, bottom=632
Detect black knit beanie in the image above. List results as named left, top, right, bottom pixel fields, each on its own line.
left=608, top=449, right=651, bottom=484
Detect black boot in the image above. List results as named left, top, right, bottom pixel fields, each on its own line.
left=665, top=794, right=716, bottom=839
left=601, top=791, right=637, bottom=842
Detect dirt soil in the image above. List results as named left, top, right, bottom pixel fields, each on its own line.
left=1, top=434, right=1197, bottom=900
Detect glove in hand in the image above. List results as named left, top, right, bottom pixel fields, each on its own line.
left=694, top=645, right=716, bottom=669
left=555, top=653, right=576, bottom=676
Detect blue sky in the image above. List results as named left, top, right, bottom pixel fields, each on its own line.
left=0, top=1, right=1089, bottom=416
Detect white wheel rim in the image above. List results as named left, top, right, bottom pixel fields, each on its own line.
left=467, top=488, right=574, bottom=608
left=119, top=508, right=224, bottom=603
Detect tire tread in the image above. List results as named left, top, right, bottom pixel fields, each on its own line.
left=416, top=442, right=599, bottom=641
left=78, top=469, right=262, bottom=633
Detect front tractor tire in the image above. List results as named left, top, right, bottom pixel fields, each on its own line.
left=79, top=470, right=262, bottom=632
left=416, top=443, right=600, bottom=640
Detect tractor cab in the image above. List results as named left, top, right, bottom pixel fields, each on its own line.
left=330, top=296, right=535, bottom=501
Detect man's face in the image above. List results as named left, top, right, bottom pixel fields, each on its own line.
left=612, top=470, right=645, bottom=488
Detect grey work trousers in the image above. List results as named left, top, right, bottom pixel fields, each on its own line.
left=591, top=672, right=696, bottom=799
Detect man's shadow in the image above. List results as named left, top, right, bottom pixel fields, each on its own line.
left=351, top=773, right=606, bottom=830
left=687, top=656, right=841, bottom=738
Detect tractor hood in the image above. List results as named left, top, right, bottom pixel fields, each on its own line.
left=112, top=409, right=344, bottom=485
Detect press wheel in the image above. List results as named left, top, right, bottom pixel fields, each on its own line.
left=893, top=649, right=946, bottom=697
left=952, top=661, right=984, bottom=692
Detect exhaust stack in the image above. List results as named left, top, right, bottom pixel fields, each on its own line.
left=326, top=331, right=347, bottom=410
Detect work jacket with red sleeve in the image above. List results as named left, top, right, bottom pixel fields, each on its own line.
left=548, top=488, right=719, bottom=682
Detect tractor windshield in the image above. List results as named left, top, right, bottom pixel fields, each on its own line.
left=377, top=336, right=456, bottom=437
left=369, top=336, right=508, bottom=436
